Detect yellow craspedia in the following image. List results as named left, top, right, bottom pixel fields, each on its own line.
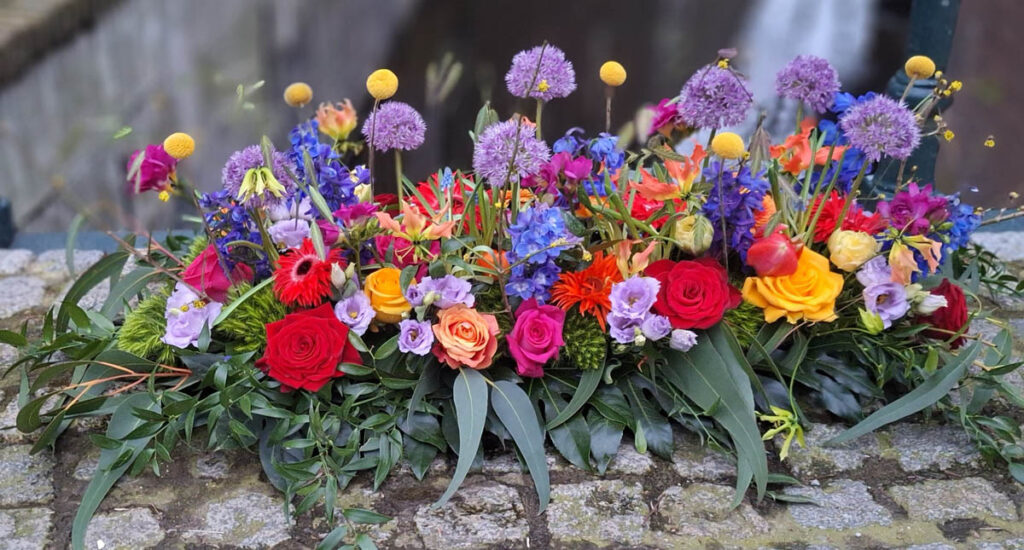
left=283, top=82, right=313, bottom=107
left=711, top=132, right=745, bottom=159
left=984, top=136, right=996, bottom=148
left=162, top=132, right=195, bottom=160
left=366, top=69, right=398, bottom=100
left=904, top=55, right=936, bottom=79
left=943, top=129, right=955, bottom=142
left=599, top=61, right=627, bottom=87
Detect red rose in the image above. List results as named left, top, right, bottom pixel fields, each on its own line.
left=256, top=304, right=362, bottom=391
left=182, top=245, right=253, bottom=303
left=646, top=257, right=741, bottom=329
left=919, top=279, right=968, bottom=349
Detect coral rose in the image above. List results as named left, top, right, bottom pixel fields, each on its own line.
left=432, top=305, right=500, bottom=369
left=363, top=267, right=411, bottom=323
left=742, top=248, right=843, bottom=323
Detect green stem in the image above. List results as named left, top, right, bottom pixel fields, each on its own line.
left=535, top=99, right=544, bottom=140
left=395, top=150, right=404, bottom=207
left=833, top=158, right=872, bottom=234
left=715, top=167, right=729, bottom=271
left=367, top=99, right=380, bottom=196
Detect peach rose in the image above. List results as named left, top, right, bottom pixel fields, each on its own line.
left=741, top=248, right=843, bottom=324
left=431, top=305, right=500, bottom=369
left=363, top=267, right=411, bottom=323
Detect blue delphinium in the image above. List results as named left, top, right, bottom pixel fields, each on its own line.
left=288, top=120, right=362, bottom=211
left=702, top=162, right=769, bottom=260
left=941, top=194, right=980, bottom=257
left=199, top=189, right=270, bottom=277
left=505, top=204, right=578, bottom=301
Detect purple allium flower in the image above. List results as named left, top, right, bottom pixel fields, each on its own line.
left=361, top=101, right=426, bottom=152
left=641, top=314, right=672, bottom=341
left=856, top=255, right=893, bottom=288
left=418, top=275, right=475, bottom=309
left=669, top=329, right=698, bottom=352
left=607, top=312, right=643, bottom=345
left=876, top=183, right=949, bottom=235
left=398, top=319, right=434, bottom=356
left=267, top=219, right=311, bottom=249
left=334, top=292, right=375, bottom=336
left=678, top=65, right=752, bottom=129
left=838, top=95, right=921, bottom=162
left=775, top=55, right=841, bottom=113
left=473, top=119, right=551, bottom=186
left=162, top=282, right=222, bottom=349
left=863, top=282, right=910, bottom=328
left=221, top=145, right=296, bottom=207
left=505, top=44, right=577, bottom=101
left=609, top=277, right=660, bottom=319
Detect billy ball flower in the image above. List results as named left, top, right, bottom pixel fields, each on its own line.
left=775, top=55, right=841, bottom=114
left=678, top=65, right=752, bottom=129
left=162, top=132, right=195, bottom=160
left=361, top=101, right=426, bottom=152
left=366, top=69, right=398, bottom=100
left=904, top=55, right=936, bottom=80
left=222, top=145, right=296, bottom=206
left=711, top=132, right=745, bottom=159
left=283, top=82, right=313, bottom=107
left=505, top=44, right=577, bottom=101
left=839, top=95, right=921, bottom=162
left=472, top=119, right=551, bottom=186
left=599, top=61, right=627, bottom=87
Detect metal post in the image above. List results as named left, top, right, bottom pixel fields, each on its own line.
left=872, top=0, right=960, bottom=196
left=0, top=197, right=13, bottom=248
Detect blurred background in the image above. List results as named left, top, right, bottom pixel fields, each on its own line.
left=0, top=0, right=1019, bottom=240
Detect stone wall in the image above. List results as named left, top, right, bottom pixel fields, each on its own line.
left=1, top=246, right=1023, bottom=549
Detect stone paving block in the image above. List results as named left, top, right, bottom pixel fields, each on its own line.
left=972, top=538, right=1024, bottom=549
left=30, top=249, right=104, bottom=281
left=672, top=433, right=736, bottom=481
left=0, top=249, right=33, bottom=276
left=887, top=423, right=980, bottom=472
left=654, top=483, right=769, bottom=542
left=84, top=507, right=165, bottom=550
left=413, top=481, right=528, bottom=549
left=607, top=441, right=654, bottom=475
left=785, top=479, right=892, bottom=530
left=888, top=477, right=1018, bottom=522
left=0, top=343, right=16, bottom=368
left=547, top=479, right=649, bottom=546
left=190, top=450, right=233, bottom=480
left=183, top=488, right=293, bottom=548
left=0, top=507, right=54, bottom=549
left=782, top=422, right=880, bottom=478
left=0, top=275, right=45, bottom=319
left=0, top=444, right=53, bottom=506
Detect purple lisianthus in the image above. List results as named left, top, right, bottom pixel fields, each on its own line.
left=669, top=329, right=698, bottom=352
left=473, top=119, right=551, bottom=186
left=641, top=314, right=672, bottom=341
left=607, top=312, right=643, bottom=345
left=863, top=282, right=910, bottom=328
left=161, top=283, right=222, bottom=349
left=267, top=197, right=313, bottom=222
left=267, top=219, right=311, bottom=249
left=334, top=292, right=375, bottom=336
left=221, top=145, right=295, bottom=207
left=775, top=55, right=841, bottom=113
left=407, top=275, right=475, bottom=309
left=505, top=44, right=576, bottom=101
left=398, top=319, right=434, bottom=356
left=856, top=255, right=893, bottom=287
left=678, top=65, right=752, bottom=129
left=609, top=277, right=660, bottom=319
left=876, top=183, right=949, bottom=236
left=839, top=95, right=921, bottom=162
left=362, top=101, right=426, bottom=152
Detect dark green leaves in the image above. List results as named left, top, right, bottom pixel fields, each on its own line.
left=435, top=368, right=487, bottom=507
left=491, top=380, right=550, bottom=511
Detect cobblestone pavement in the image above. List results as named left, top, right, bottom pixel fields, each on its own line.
left=1, top=248, right=1023, bottom=549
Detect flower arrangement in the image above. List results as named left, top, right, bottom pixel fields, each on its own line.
left=6, top=44, right=1023, bottom=550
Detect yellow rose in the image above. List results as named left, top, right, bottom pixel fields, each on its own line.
left=742, top=248, right=843, bottom=324
left=363, top=267, right=411, bottom=323
left=827, top=230, right=880, bottom=272
left=672, top=214, right=713, bottom=256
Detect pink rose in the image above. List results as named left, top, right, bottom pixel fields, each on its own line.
left=182, top=245, right=253, bottom=303
left=126, top=144, right=178, bottom=193
left=507, top=298, right=565, bottom=378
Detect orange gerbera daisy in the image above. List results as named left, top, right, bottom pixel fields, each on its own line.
left=550, top=251, right=624, bottom=330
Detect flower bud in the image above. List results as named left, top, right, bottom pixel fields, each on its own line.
left=746, top=232, right=799, bottom=277
left=914, top=293, right=948, bottom=315
left=672, top=214, right=714, bottom=255
left=331, top=263, right=347, bottom=289
left=354, top=183, right=372, bottom=203
left=859, top=308, right=885, bottom=335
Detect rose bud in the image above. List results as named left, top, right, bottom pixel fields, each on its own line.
left=746, top=232, right=799, bottom=277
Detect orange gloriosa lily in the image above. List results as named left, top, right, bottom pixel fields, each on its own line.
left=771, top=118, right=847, bottom=174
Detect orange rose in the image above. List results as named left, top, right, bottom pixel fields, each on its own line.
left=741, top=248, right=843, bottom=323
left=364, top=267, right=411, bottom=323
left=431, top=305, right=500, bottom=369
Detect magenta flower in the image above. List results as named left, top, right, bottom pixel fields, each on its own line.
left=876, top=183, right=949, bottom=235
left=507, top=298, right=565, bottom=378
left=126, top=144, right=177, bottom=194
left=649, top=98, right=686, bottom=136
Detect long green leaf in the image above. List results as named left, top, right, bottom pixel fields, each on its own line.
left=57, top=251, right=130, bottom=331
left=100, top=267, right=161, bottom=318
left=434, top=368, right=487, bottom=507
left=491, top=379, right=550, bottom=511
left=828, top=342, right=982, bottom=445
left=65, top=213, right=87, bottom=277
left=545, top=367, right=602, bottom=429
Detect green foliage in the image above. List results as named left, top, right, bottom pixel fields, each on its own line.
left=562, top=310, right=606, bottom=370
left=183, top=234, right=209, bottom=264
left=116, top=290, right=175, bottom=364
left=215, top=281, right=286, bottom=353
left=724, top=301, right=766, bottom=348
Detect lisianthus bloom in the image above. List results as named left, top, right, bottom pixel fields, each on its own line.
left=551, top=251, right=624, bottom=330
left=629, top=146, right=705, bottom=201
left=809, top=191, right=887, bottom=243
left=127, top=144, right=178, bottom=194
left=863, top=282, right=909, bottom=329
left=334, top=292, right=375, bottom=336
left=257, top=304, right=362, bottom=392
left=398, top=319, right=434, bottom=356
left=268, top=219, right=311, bottom=249
left=333, top=202, right=378, bottom=227
left=538, top=152, right=592, bottom=186
left=876, top=183, right=949, bottom=236
left=363, top=267, right=412, bottom=323
left=316, top=99, right=358, bottom=141
left=669, top=329, right=698, bottom=352
left=771, top=118, right=847, bottom=174
left=508, top=298, right=565, bottom=378
left=273, top=239, right=344, bottom=307
left=432, top=305, right=500, bottom=369
left=918, top=279, right=968, bottom=348
left=183, top=245, right=253, bottom=303
left=888, top=235, right=942, bottom=285
left=405, top=275, right=475, bottom=309
left=647, top=257, right=740, bottom=329
left=742, top=248, right=843, bottom=323
left=161, top=282, right=222, bottom=349
left=827, top=230, right=880, bottom=272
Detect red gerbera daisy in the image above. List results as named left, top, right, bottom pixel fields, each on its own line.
left=810, top=191, right=887, bottom=243
left=273, top=238, right=344, bottom=307
left=550, top=251, right=624, bottom=330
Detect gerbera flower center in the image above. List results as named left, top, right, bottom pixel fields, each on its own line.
left=295, top=259, right=313, bottom=276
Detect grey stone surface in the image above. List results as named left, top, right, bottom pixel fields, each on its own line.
left=413, top=481, right=528, bottom=550
left=889, top=477, right=1018, bottom=521
left=547, top=480, right=649, bottom=546
left=191, top=451, right=232, bottom=480
left=184, top=489, right=292, bottom=548
left=888, top=423, right=980, bottom=471
left=905, top=545, right=956, bottom=550
left=73, top=448, right=100, bottom=481
left=0, top=396, right=31, bottom=443
left=672, top=436, right=737, bottom=481
left=30, top=249, right=104, bottom=280
left=973, top=232, right=1024, bottom=261
left=0, top=444, right=54, bottom=506
left=58, top=278, right=110, bottom=312
left=0, top=275, right=46, bottom=319
left=84, top=508, right=165, bottom=550
left=607, top=441, right=654, bottom=475
left=973, top=539, right=1024, bottom=549
left=655, top=483, right=769, bottom=541
left=0, top=507, right=54, bottom=549
left=785, top=479, right=893, bottom=530
left=0, top=249, right=34, bottom=276
left=782, top=422, right=879, bottom=477
left=0, top=343, right=15, bottom=368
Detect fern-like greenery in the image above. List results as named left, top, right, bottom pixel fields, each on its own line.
left=214, top=281, right=286, bottom=353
